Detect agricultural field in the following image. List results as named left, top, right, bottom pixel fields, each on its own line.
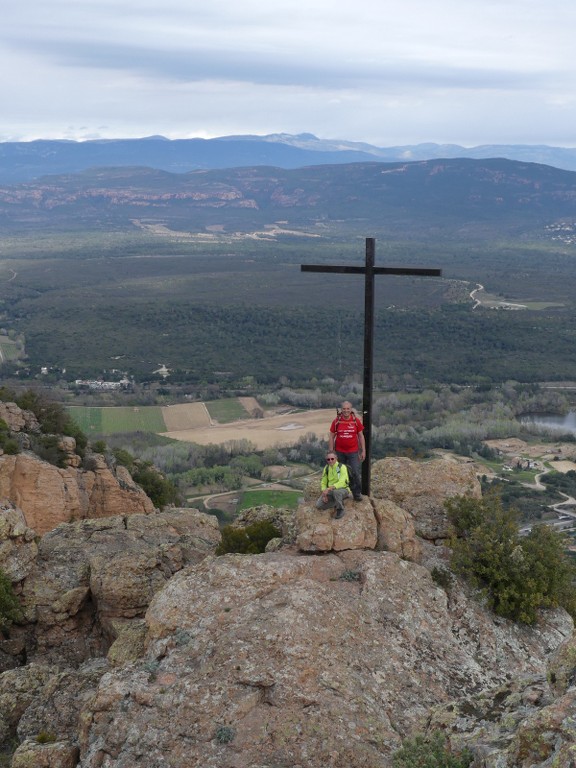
left=68, top=405, right=166, bottom=435
left=67, top=400, right=332, bottom=449
left=161, top=408, right=333, bottom=449
left=205, top=398, right=249, bottom=423
left=161, top=403, right=210, bottom=431
left=238, top=489, right=302, bottom=511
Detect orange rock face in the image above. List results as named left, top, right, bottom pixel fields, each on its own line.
left=0, top=453, right=155, bottom=535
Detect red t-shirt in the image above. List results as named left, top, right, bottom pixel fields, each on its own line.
left=330, top=415, right=364, bottom=453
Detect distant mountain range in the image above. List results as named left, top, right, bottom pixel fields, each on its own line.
left=2, top=133, right=576, bottom=182
left=3, top=157, right=576, bottom=241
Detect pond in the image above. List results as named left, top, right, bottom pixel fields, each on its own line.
left=521, top=412, right=576, bottom=436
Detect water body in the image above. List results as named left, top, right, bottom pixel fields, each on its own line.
left=521, top=412, right=576, bottom=435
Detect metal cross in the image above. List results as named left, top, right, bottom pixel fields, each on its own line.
left=301, top=237, right=441, bottom=495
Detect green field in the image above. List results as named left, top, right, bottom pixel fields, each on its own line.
left=205, top=398, right=248, bottom=423
left=67, top=399, right=248, bottom=436
left=238, top=489, right=302, bottom=511
left=68, top=405, right=166, bottom=435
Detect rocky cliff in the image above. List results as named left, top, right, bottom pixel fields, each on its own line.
left=0, top=401, right=156, bottom=535
left=0, top=453, right=156, bottom=535
left=0, top=457, right=575, bottom=768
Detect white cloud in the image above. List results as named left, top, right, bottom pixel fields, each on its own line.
left=2, top=0, right=576, bottom=144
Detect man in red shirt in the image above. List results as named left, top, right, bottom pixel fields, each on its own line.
left=328, top=401, right=366, bottom=501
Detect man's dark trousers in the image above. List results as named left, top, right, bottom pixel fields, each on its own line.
left=335, top=450, right=362, bottom=499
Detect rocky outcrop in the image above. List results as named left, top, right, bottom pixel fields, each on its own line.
left=0, top=402, right=39, bottom=434
left=77, top=550, right=573, bottom=768
left=0, top=452, right=155, bottom=535
left=1, top=508, right=221, bottom=669
left=296, top=456, right=478, bottom=555
left=1, top=456, right=575, bottom=767
left=429, top=672, right=576, bottom=766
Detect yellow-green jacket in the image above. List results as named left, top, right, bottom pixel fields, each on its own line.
left=321, top=462, right=350, bottom=490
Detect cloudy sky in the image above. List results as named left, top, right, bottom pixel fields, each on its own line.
left=3, top=0, right=576, bottom=147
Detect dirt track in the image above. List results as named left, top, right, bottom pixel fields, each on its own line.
left=161, top=407, right=334, bottom=449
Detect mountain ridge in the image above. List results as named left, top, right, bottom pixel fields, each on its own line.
left=3, top=133, right=576, bottom=183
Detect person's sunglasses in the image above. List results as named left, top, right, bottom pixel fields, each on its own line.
left=326, top=457, right=336, bottom=461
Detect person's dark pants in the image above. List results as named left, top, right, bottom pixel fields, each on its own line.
left=336, top=450, right=362, bottom=499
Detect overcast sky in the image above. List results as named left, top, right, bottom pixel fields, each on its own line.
left=3, top=0, right=576, bottom=147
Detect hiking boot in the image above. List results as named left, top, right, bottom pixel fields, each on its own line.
left=353, top=494, right=362, bottom=501
left=334, top=508, right=345, bottom=519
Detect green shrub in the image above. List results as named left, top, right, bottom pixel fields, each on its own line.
left=113, top=448, right=135, bottom=471
left=392, top=731, right=473, bottom=768
left=214, top=725, right=235, bottom=745
left=0, top=568, right=22, bottom=633
left=216, top=521, right=281, bottom=555
left=35, top=731, right=57, bottom=744
left=446, top=493, right=576, bottom=625
left=131, top=463, right=180, bottom=509
left=0, top=387, right=16, bottom=402
left=15, top=390, right=87, bottom=453
left=431, top=567, right=453, bottom=591
left=0, top=436, right=19, bottom=454
left=0, top=419, right=19, bottom=455
left=30, top=434, right=67, bottom=468
left=339, top=569, right=362, bottom=582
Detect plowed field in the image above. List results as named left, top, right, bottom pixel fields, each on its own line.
left=161, top=407, right=334, bottom=449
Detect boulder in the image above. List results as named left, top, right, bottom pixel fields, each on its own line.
left=11, top=739, right=79, bottom=768
left=16, top=659, right=108, bottom=747
left=429, top=675, right=576, bottom=767
left=371, top=457, right=481, bottom=540
left=57, top=436, right=82, bottom=468
left=296, top=497, right=377, bottom=552
left=372, top=497, right=422, bottom=561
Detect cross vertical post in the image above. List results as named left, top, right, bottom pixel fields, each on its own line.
left=301, top=237, right=441, bottom=496
left=362, top=237, right=375, bottom=494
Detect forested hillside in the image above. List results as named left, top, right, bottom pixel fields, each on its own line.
left=1, top=158, right=576, bottom=384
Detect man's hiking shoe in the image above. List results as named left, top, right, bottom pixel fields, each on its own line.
left=334, top=508, right=345, bottom=519
left=353, top=495, right=362, bottom=502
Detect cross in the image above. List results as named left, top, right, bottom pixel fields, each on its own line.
left=301, top=237, right=441, bottom=495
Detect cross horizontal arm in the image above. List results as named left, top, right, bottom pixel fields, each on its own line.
left=301, top=265, right=441, bottom=277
